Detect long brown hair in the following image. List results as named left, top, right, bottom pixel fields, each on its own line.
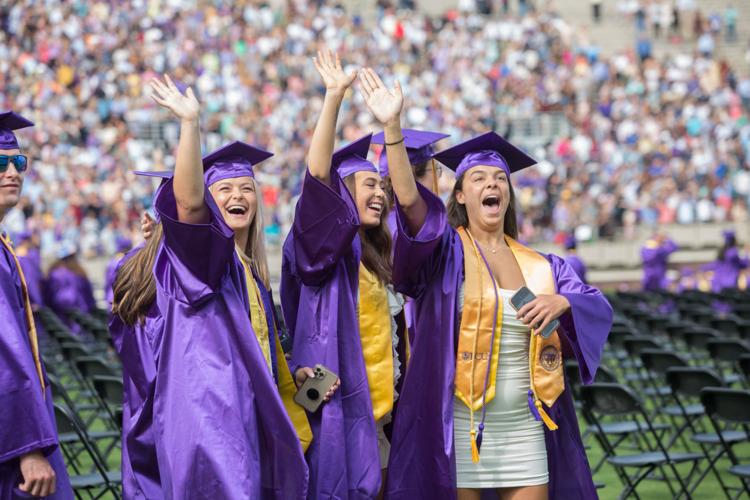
left=344, top=175, right=393, bottom=284
left=112, top=223, right=163, bottom=326
left=446, top=173, right=519, bottom=239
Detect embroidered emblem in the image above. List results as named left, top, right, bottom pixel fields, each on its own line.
left=540, top=345, right=561, bottom=371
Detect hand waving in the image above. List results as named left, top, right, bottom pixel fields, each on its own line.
left=141, top=212, right=156, bottom=240
left=149, top=75, right=200, bottom=122
left=313, top=50, right=357, bottom=96
left=358, top=67, right=403, bottom=127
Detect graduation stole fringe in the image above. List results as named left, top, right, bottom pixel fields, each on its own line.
left=0, top=233, right=45, bottom=396
left=358, top=263, right=394, bottom=422
left=455, top=229, right=563, bottom=461
left=237, top=250, right=312, bottom=452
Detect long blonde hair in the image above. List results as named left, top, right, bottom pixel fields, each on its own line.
left=235, top=177, right=271, bottom=289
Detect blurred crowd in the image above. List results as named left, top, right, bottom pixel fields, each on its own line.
left=1, top=0, right=749, bottom=261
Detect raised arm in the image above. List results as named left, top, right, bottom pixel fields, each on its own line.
left=308, top=50, right=357, bottom=184
left=149, top=75, right=206, bottom=224
left=359, top=68, right=427, bottom=235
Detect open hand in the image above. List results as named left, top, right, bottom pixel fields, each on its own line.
left=358, top=67, right=403, bottom=127
left=295, top=367, right=341, bottom=402
left=149, top=75, right=200, bottom=122
left=516, top=294, right=570, bottom=336
left=141, top=212, right=156, bottom=240
left=313, top=50, right=356, bottom=96
left=18, top=451, right=56, bottom=497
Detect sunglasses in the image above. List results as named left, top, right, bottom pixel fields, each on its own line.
left=0, top=155, right=29, bottom=173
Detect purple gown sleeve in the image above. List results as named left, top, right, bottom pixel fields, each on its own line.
left=727, top=247, right=750, bottom=269
left=154, top=178, right=235, bottom=306
left=288, top=169, right=360, bottom=287
left=549, top=253, right=613, bottom=384
left=391, top=183, right=450, bottom=299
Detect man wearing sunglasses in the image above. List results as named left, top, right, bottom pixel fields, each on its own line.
left=0, top=111, right=72, bottom=499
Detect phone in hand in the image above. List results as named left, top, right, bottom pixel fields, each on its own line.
left=509, top=286, right=559, bottom=338
left=293, top=364, right=339, bottom=413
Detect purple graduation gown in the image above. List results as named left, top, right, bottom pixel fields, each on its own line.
left=107, top=244, right=164, bottom=500
left=46, top=267, right=96, bottom=315
left=104, top=253, right=126, bottom=306
left=640, top=239, right=678, bottom=291
left=564, top=254, right=588, bottom=284
left=152, top=179, right=308, bottom=499
left=17, top=247, right=45, bottom=307
left=712, top=247, right=749, bottom=292
left=281, top=170, right=381, bottom=499
left=0, top=240, right=73, bottom=499
left=385, top=186, right=612, bottom=499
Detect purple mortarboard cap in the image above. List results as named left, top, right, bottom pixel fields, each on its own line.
left=433, top=131, right=536, bottom=179
left=0, top=111, right=34, bottom=150
left=563, top=234, right=577, bottom=250
left=115, top=236, right=132, bottom=253
left=333, top=134, right=378, bottom=179
left=722, top=229, right=736, bottom=243
left=202, top=141, right=273, bottom=187
left=681, top=267, right=695, bottom=277
left=14, top=230, right=33, bottom=243
left=133, top=170, right=173, bottom=220
left=371, top=129, right=450, bottom=177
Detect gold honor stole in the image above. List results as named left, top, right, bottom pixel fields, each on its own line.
left=0, top=233, right=45, bottom=395
left=454, top=228, right=563, bottom=459
left=358, top=263, right=394, bottom=421
left=237, top=251, right=312, bottom=451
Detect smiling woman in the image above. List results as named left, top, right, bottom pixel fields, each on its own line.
left=385, top=131, right=613, bottom=500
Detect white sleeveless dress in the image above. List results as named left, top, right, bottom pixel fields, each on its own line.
left=453, top=287, right=549, bottom=488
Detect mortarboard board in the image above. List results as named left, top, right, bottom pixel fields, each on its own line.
left=371, top=129, right=450, bottom=177
left=333, top=134, right=378, bottom=179
left=115, top=236, right=132, bottom=253
left=432, top=131, right=536, bottom=179
left=0, top=111, right=34, bottom=150
left=722, top=229, right=736, bottom=244
left=14, top=230, right=33, bottom=244
left=202, top=141, right=273, bottom=187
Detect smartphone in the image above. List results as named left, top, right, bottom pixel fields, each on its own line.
left=293, top=364, right=339, bottom=413
left=509, top=286, right=559, bottom=338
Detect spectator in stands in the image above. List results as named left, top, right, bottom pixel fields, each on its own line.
left=711, top=229, right=750, bottom=291
left=0, top=111, right=72, bottom=499
left=13, top=230, right=45, bottom=307
left=145, top=76, right=310, bottom=498
left=641, top=231, right=679, bottom=291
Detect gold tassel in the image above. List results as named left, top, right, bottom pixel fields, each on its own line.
left=470, top=429, right=480, bottom=463
left=535, top=400, right=558, bottom=430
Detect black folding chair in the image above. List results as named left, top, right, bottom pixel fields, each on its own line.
left=739, top=354, right=750, bottom=386
left=700, top=388, right=750, bottom=499
left=54, top=404, right=122, bottom=500
left=581, top=383, right=703, bottom=500
left=707, top=338, right=750, bottom=386
left=92, top=375, right=124, bottom=431
left=666, top=367, right=746, bottom=499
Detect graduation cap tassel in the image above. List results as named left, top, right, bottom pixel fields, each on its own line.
left=535, top=400, right=559, bottom=431
left=527, top=389, right=542, bottom=421
left=470, top=429, right=480, bottom=463
left=475, top=423, right=484, bottom=452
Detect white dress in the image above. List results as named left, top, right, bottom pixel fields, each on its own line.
left=453, top=288, right=549, bottom=488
